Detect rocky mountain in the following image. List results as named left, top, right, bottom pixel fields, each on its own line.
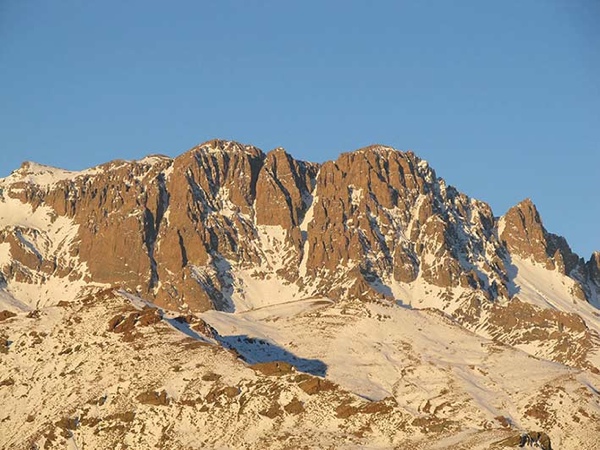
left=1, top=139, right=599, bottom=449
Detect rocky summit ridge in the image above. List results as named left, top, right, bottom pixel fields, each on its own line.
left=1, top=139, right=599, bottom=449
left=2, top=139, right=598, bottom=311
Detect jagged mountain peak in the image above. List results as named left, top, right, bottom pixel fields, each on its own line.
left=1, top=139, right=595, bottom=312
left=336, top=145, right=431, bottom=172
left=514, top=197, right=535, bottom=208
left=263, top=146, right=313, bottom=167
left=500, top=198, right=552, bottom=263
left=503, top=198, right=543, bottom=230
left=0, top=140, right=597, bottom=315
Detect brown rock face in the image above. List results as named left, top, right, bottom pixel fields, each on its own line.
left=0, top=310, right=16, bottom=322
left=151, top=140, right=266, bottom=310
left=301, top=146, right=507, bottom=298
left=546, top=233, right=580, bottom=275
left=393, top=245, right=419, bottom=283
left=304, top=147, right=428, bottom=281
left=254, top=148, right=318, bottom=279
left=0, top=158, right=174, bottom=305
left=500, top=199, right=554, bottom=269
left=73, top=161, right=169, bottom=289
left=250, top=361, right=295, bottom=376
left=255, top=148, right=317, bottom=230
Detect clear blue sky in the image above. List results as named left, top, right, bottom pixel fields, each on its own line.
left=1, top=1, right=598, bottom=257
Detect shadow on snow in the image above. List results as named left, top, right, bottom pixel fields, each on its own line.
left=217, top=334, right=327, bottom=377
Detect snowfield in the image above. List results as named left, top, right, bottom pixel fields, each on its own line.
left=1, top=287, right=599, bottom=449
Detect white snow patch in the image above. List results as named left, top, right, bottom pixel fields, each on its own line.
left=137, top=155, right=171, bottom=166
left=298, top=185, right=318, bottom=278
left=230, top=268, right=303, bottom=312
left=0, top=242, right=11, bottom=268
left=256, top=225, right=290, bottom=272
left=348, top=185, right=362, bottom=206
left=1, top=162, right=77, bottom=187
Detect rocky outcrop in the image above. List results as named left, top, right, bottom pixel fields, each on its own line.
left=496, top=431, right=552, bottom=449
left=255, top=148, right=317, bottom=230
left=500, top=199, right=555, bottom=269
left=0, top=310, right=16, bottom=322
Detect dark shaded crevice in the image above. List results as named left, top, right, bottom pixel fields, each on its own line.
left=143, top=209, right=159, bottom=289
left=155, top=173, right=170, bottom=235
left=193, top=152, right=219, bottom=197
left=143, top=174, right=171, bottom=291
left=207, top=154, right=223, bottom=197
left=177, top=230, right=188, bottom=268
left=284, top=153, right=315, bottom=221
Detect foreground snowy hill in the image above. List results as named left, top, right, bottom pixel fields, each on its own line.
left=1, top=139, right=599, bottom=448
left=1, top=291, right=599, bottom=449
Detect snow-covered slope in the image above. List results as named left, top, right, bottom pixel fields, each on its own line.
left=0, top=285, right=30, bottom=312
left=1, top=291, right=599, bottom=449
left=511, top=256, right=600, bottom=333
left=202, top=296, right=600, bottom=449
